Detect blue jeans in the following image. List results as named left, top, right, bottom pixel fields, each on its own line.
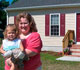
left=36, top=66, right=42, bottom=70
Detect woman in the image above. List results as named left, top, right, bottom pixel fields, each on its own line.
left=5, top=12, right=42, bottom=70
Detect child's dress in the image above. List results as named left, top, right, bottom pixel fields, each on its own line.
left=2, top=39, right=26, bottom=69
left=3, top=38, right=21, bottom=51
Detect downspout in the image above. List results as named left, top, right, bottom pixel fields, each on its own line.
left=4, top=9, right=8, bottom=25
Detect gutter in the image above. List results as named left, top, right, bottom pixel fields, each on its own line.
left=5, top=3, right=80, bottom=11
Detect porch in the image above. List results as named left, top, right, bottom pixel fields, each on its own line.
left=62, top=30, right=80, bottom=57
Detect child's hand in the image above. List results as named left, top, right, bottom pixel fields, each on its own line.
left=3, top=50, right=12, bottom=58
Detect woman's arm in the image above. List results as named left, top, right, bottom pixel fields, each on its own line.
left=24, top=33, right=42, bottom=57
left=20, top=42, right=37, bottom=57
left=25, top=49, right=37, bottom=57
left=20, top=41, right=37, bottom=57
left=0, top=45, right=6, bottom=54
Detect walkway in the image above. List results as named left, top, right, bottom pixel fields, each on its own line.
left=56, top=56, right=80, bottom=61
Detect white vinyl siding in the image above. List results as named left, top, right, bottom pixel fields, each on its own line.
left=8, top=16, right=14, bottom=24
left=65, top=13, right=76, bottom=33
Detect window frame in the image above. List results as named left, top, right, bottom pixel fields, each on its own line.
left=50, top=13, right=60, bottom=36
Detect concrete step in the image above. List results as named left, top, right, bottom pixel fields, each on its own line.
left=70, top=44, right=80, bottom=56
left=70, top=44, right=80, bottom=51
left=71, top=47, right=80, bottom=49
left=71, top=51, right=80, bottom=55
left=72, top=44, right=80, bottom=47
left=70, top=49, right=80, bottom=52
left=67, top=55, right=80, bottom=57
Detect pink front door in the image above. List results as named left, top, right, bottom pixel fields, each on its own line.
left=77, top=14, right=80, bottom=42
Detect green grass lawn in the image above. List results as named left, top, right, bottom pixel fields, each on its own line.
left=0, top=54, right=5, bottom=70
left=41, top=52, right=80, bottom=70
left=0, top=39, right=5, bottom=70
left=0, top=51, right=80, bottom=70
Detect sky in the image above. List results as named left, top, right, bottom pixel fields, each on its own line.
left=0, top=0, right=13, bottom=4
left=6, top=0, right=13, bottom=4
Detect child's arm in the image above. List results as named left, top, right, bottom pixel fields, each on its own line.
left=15, top=42, right=25, bottom=59
left=20, top=42, right=24, bottom=51
left=0, top=45, right=12, bottom=58
left=0, top=45, right=6, bottom=54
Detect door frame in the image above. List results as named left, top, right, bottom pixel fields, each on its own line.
left=76, top=13, right=80, bottom=44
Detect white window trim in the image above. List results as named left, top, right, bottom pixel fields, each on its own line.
left=50, top=13, right=60, bottom=36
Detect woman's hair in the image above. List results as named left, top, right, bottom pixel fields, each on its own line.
left=3, top=24, right=19, bottom=39
left=16, top=12, right=38, bottom=32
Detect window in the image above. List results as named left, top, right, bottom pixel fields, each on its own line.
left=50, top=14, right=60, bottom=36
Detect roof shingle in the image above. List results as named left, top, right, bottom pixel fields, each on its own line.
left=8, top=0, right=80, bottom=8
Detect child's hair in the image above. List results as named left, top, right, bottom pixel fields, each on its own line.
left=3, top=24, right=19, bottom=39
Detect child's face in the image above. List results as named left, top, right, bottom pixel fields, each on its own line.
left=7, top=30, right=16, bottom=41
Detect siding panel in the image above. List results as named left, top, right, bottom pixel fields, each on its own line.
left=65, top=13, right=76, bottom=33
left=9, top=16, right=14, bottom=24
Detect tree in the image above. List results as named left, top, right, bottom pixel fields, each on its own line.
left=0, top=1, right=9, bottom=30
left=0, top=1, right=9, bottom=9
left=11, top=0, right=18, bottom=4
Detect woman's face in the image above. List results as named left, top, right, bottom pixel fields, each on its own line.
left=19, top=17, right=30, bottom=35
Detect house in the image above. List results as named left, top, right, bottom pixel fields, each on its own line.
left=5, top=0, right=80, bottom=52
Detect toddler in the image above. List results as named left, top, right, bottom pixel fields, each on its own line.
left=0, top=24, right=28, bottom=70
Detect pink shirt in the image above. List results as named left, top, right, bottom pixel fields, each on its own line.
left=5, top=32, right=42, bottom=70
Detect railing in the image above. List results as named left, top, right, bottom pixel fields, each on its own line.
left=62, top=30, right=74, bottom=55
